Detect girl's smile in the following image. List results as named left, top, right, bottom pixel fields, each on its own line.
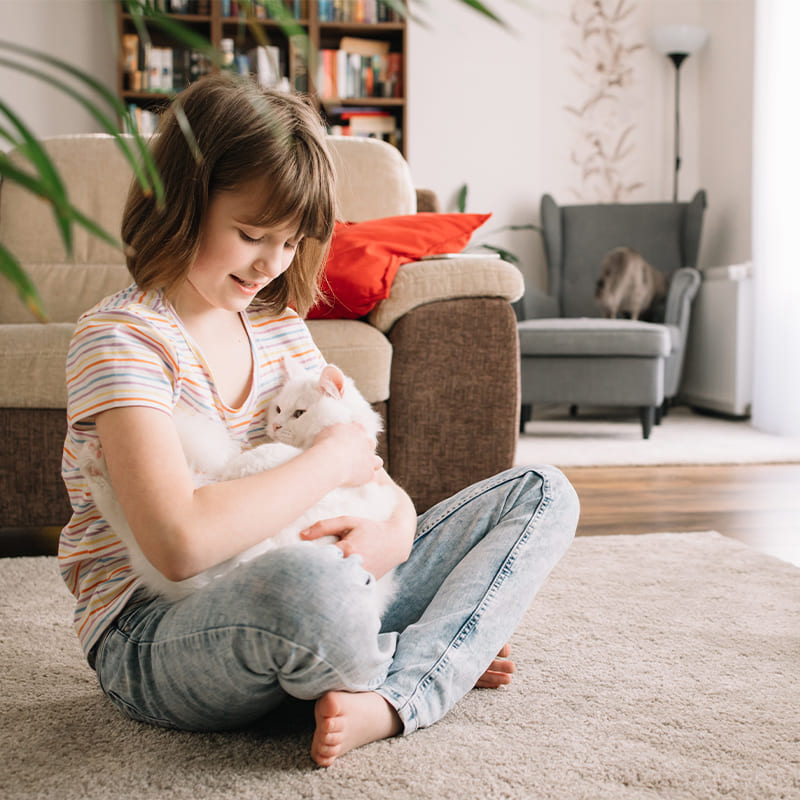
left=173, top=181, right=302, bottom=317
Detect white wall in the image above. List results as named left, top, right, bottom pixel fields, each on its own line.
left=0, top=0, right=118, bottom=149
left=1, top=0, right=753, bottom=283
left=408, top=0, right=754, bottom=299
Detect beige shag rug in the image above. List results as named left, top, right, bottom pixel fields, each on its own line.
left=517, top=405, right=800, bottom=467
left=2, top=532, right=798, bottom=800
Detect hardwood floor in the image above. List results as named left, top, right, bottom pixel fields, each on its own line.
left=563, top=462, right=800, bottom=567
left=3, top=464, right=799, bottom=567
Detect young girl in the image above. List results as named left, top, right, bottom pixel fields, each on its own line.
left=60, top=73, right=579, bottom=767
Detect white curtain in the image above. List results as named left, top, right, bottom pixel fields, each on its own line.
left=751, top=0, right=800, bottom=435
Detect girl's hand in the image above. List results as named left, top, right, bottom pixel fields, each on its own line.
left=301, top=469, right=417, bottom=579
left=301, top=515, right=405, bottom=579
left=311, top=423, right=382, bottom=488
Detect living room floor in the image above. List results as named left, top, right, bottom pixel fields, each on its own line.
left=565, top=462, right=800, bottom=566
left=3, top=464, right=799, bottom=567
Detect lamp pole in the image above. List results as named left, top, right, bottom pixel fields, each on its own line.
left=668, top=52, right=688, bottom=203
left=651, top=25, right=708, bottom=204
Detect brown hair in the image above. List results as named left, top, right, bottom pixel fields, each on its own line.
left=122, top=73, right=337, bottom=316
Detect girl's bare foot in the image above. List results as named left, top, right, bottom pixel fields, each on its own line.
left=474, top=643, right=515, bottom=689
left=311, top=690, right=402, bottom=767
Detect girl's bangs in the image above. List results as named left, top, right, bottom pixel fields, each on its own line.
left=247, top=151, right=335, bottom=243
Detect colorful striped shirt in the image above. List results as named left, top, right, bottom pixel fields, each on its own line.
left=60, top=284, right=325, bottom=658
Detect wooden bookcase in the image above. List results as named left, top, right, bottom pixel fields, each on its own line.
left=116, top=1, right=408, bottom=155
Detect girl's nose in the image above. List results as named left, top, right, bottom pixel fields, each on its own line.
left=254, top=251, right=283, bottom=279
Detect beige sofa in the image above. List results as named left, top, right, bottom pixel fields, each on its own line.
left=0, top=134, right=523, bottom=534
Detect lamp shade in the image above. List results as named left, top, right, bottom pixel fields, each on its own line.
left=652, top=24, right=709, bottom=56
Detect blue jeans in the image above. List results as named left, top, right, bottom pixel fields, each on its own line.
left=93, top=466, right=579, bottom=734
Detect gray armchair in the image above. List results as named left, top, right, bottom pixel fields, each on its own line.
left=519, top=191, right=706, bottom=438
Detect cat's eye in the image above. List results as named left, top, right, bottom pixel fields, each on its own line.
left=275, top=405, right=281, bottom=415
left=293, top=409, right=306, bottom=419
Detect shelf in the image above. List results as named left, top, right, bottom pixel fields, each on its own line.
left=116, top=1, right=407, bottom=154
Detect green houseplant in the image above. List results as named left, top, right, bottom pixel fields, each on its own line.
left=0, top=0, right=513, bottom=320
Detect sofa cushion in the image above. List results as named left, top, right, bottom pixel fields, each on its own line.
left=0, top=319, right=391, bottom=409
left=305, top=319, right=391, bottom=403
left=327, top=136, right=416, bottom=221
left=517, top=318, right=672, bottom=358
left=307, top=213, right=491, bottom=320
left=0, top=135, right=132, bottom=268
left=0, top=263, right=130, bottom=324
left=0, top=322, right=74, bottom=408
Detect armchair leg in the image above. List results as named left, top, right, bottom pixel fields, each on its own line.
left=640, top=407, right=655, bottom=439
left=520, top=404, right=532, bottom=433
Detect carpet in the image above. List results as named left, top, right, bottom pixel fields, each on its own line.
left=2, top=533, right=798, bottom=800
left=517, top=405, right=800, bottom=468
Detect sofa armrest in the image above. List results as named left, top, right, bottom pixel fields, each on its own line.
left=367, top=256, right=524, bottom=334
left=665, top=267, right=702, bottom=337
left=385, top=296, right=520, bottom=513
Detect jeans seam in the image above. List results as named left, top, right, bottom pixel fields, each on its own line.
left=100, top=621, right=387, bottom=720
left=395, top=468, right=554, bottom=729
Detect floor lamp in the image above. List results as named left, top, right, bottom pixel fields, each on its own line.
left=652, top=24, right=709, bottom=202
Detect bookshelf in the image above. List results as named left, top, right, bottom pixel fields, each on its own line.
left=117, top=1, right=407, bottom=155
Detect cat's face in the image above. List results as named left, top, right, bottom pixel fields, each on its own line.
left=267, top=379, right=323, bottom=447
left=266, top=362, right=349, bottom=448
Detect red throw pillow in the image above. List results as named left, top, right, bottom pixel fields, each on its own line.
left=306, top=212, right=491, bottom=320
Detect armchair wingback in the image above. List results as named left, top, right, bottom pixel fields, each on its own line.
left=518, top=191, right=706, bottom=438
left=539, top=191, right=706, bottom=321
left=532, top=191, right=706, bottom=402
left=0, top=135, right=523, bottom=534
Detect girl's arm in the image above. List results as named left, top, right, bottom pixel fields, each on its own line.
left=300, top=470, right=417, bottom=579
left=95, top=404, right=381, bottom=582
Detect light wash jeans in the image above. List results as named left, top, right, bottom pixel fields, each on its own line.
left=93, top=466, right=579, bottom=734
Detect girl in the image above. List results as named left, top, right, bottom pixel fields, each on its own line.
left=60, top=73, right=579, bottom=767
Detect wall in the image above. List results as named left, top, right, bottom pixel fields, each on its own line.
left=0, top=0, right=753, bottom=291
left=408, top=0, right=754, bottom=305
left=0, top=0, right=118, bottom=148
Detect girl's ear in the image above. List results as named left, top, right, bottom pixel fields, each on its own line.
left=318, top=364, right=345, bottom=399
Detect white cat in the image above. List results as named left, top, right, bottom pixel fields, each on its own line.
left=79, top=359, right=397, bottom=613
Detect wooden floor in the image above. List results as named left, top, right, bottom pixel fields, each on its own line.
left=3, top=463, right=799, bottom=567
left=563, top=462, right=800, bottom=567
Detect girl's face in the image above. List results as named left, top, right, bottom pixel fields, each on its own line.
left=183, top=182, right=302, bottom=314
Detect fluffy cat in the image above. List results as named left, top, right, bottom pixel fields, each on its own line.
left=79, top=359, right=397, bottom=613
left=594, top=246, right=668, bottom=322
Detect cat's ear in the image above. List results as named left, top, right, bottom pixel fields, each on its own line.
left=318, top=364, right=345, bottom=399
left=279, top=356, right=300, bottom=384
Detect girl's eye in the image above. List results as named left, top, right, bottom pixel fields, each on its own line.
left=285, top=240, right=299, bottom=250
left=292, top=409, right=306, bottom=419
left=239, top=230, right=263, bottom=244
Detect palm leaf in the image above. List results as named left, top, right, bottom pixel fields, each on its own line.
left=0, top=100, right=81, bottom=250
left=0, top=243, right=47, bottom=322
left=456, top=184, right=469, bottom=213
left=0, top=38, right=162, bottom=201
left=479, top=243, right=520, bottom=266
left=456, top=0, right=508, bottom=27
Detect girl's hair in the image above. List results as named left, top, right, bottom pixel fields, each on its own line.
left=122, top=73, right=337, bottom=316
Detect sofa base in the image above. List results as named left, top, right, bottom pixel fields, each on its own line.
left=387, top=297, right=520, bottom=513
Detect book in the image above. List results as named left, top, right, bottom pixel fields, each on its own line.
left=339, top=36, right=390, bottom=56
left=249, top=45, right=283, bottom=88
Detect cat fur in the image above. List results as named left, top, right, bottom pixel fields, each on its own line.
left=79, top=360, right=397, bottom=613
left=594, top=246, right=668, bottom=321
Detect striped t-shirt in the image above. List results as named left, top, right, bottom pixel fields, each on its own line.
left=60, top=284, right=326, bottom=658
